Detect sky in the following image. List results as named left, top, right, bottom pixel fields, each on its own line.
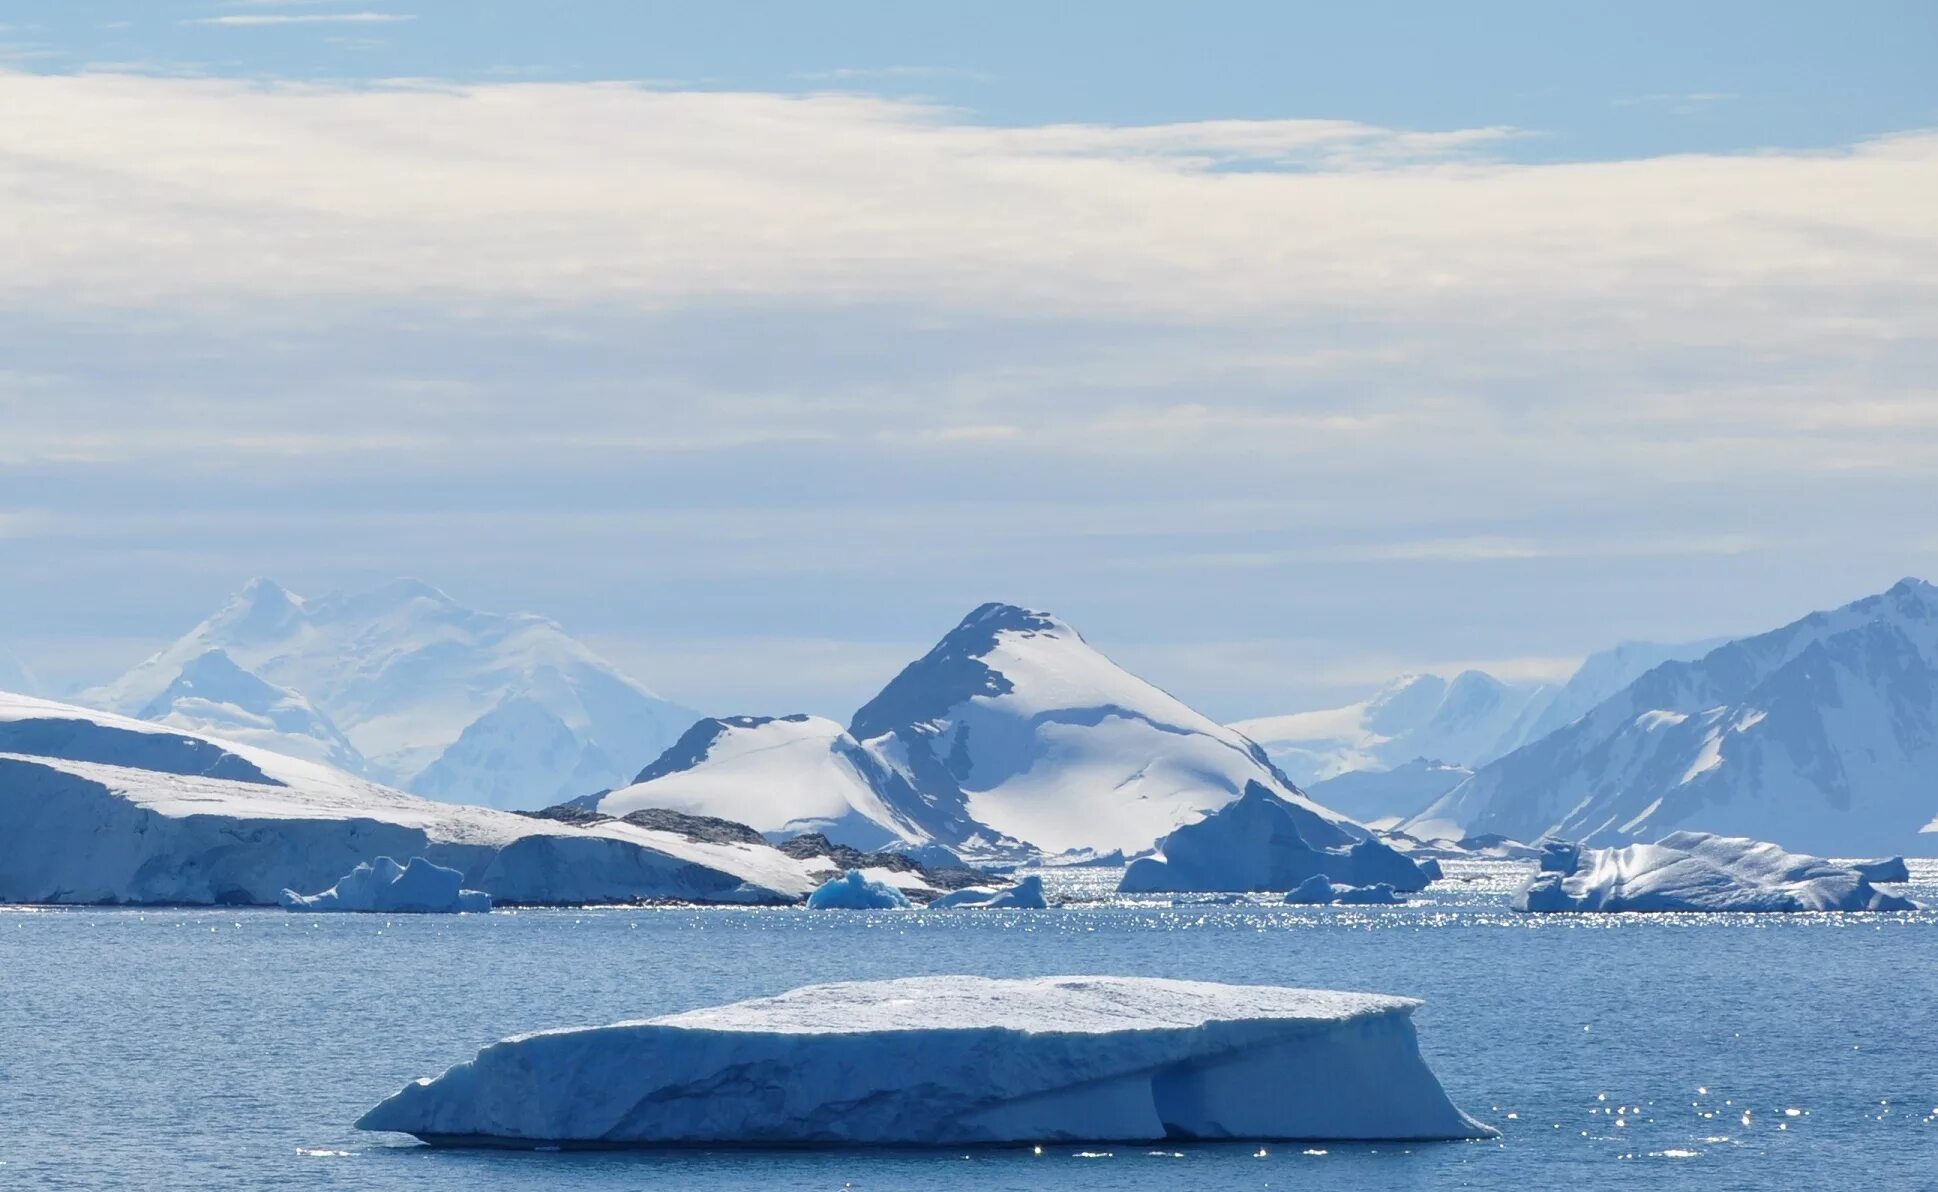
left=2, top=1, right=1936, bottom=721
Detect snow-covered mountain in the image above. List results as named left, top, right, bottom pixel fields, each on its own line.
left=1491, top=636, right=1730, bottom=756
left=589, top=715, right=926, bottom=851
left=846, top=603, right=1361, bottom=855
left=1232, top=671, right=1551, bottom=787
left=1408, top=579, right=1938, bottom=856
left=83, top=579, right=696, bottom=810
left=135, top=649, right=366, bottom=773
left=0, top=689, right=824, bottom=905
left=1304, top=758, right=1474, bottom=827
left=589, top=602, right=1384, bottom=858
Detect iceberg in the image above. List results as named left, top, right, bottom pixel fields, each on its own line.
left=929, top=875, right=1048, bottom=909
left=280, top=856, right=492, bottom=914
left=356, top=975, right=1494, bottom=1146
left=1118, top=783, right=1436, bottom=894
left=1283, top=876, right=1403, bottom=906
left=804, top=869, right=912, bottom=909
left=1514, top=832, right=1921, bottom=913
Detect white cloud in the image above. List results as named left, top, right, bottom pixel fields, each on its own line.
left=183, top=12, right=415, bottom=26
left=1, top=69, right=1930, bottom=342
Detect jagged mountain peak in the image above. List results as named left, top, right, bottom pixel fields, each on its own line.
left=1408, top=579, right=1938, bottom=854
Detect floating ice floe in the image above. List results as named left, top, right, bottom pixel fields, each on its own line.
left=355, top=975, right=1495, bottom=1146
left=1282, top=876, right=1404, bottom=906
left=1118, top=783, right=1436, bottom=894
left=804, top=869, right=912, bottom=909
left=1514, top=832, right=1920, bottom=913
left=929, top=875, right=1048, bottom=909
left=281, top=856, right=491, bottom=914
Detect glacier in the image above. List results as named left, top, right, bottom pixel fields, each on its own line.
left=0, top=691, right=824, bottom=906
left=929, top=874, right=1049, bottom=909
left=355, top=975, right=1494, bottom=1146
left=804, top=869, right=913, bottom=909
left=1513, top=832, right=1920, bottom=913
left=1117, top=783, right=1436, bottom=894
left=281, top=856, right=492, bottom=914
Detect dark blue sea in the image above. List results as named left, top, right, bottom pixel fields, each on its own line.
left=6, top=861, right=1937, bottom=1190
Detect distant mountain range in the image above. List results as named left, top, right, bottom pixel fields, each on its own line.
left=1234, top=636, right=1728, bottom=823
left=589, top=602, right=1379, bottom=858
left=81, top=579, right=696, bottom=810
left=1408, top=579, right=1938, bottom=856
left=44, top=575, right=1938, bottom=857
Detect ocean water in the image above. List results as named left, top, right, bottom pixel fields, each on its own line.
left=5, top=860, right=1938, bottom=1191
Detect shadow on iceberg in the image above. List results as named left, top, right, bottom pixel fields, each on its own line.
left=1118, top=783, right=1437, bottom=894
left=356, top=975, right=1494, bottom=1147
left=1514, top=832, right=1921, bottom=913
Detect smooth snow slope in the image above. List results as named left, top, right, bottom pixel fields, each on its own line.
left=1233, top=671, right=1550, bottom=787
left=357, top=975, right=1493, bottom=1145
left=83, top=578, right=696, bottom=810
left=0, top=691, right=819, bottom=905
left=137, top=649, right=366, bottom=773
left=849, top=603, right=1350, bottom=855
left=591, top=715, right=923, bottom=850
left=1409, top=579, right=1938, bottom=856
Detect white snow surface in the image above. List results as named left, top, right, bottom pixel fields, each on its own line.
left=355, top=975, right=1494, bottom=1146
left=1118, top=783, right=1436, bottom=894
left=848, top=603, right=1361, bottom=856
left=1232, top=671, right=1551, bottom=786
left=1410, top=579, right=1938, bottom=855
left=81, top=578, right=696, bottom=810
left=0, top=691, right=820, bottom=905
left=594, top=715, right=922, bottom=850
left=1514, top=832, right=1920, bottom=913
left=137, top=649, right=366, bottom=773
left=281, top=856, right=491, bottom=914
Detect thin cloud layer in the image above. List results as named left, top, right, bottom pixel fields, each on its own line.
left=3, top=70, right=1932, bottom=338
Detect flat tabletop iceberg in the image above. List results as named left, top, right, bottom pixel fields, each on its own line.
left=1515, top=832, right=1920, bottom=913
left=357, top=975, right=1493, bottom=1147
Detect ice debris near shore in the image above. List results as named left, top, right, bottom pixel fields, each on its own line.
left=929, top=875, right=1048, bottom=909
left=1514, top=832, right=1920, bottom=913
left=356, top=975, right=1494, bottom=1146
left=1118, top=783, right=1436, bottom=894
left=804, top=869, right=912, bottom=909
left=281, top=856, right=491, bottom=914
left=1283, top=876, right=1404, bottom=906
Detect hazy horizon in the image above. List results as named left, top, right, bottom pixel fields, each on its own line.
left=4, top=0, right=1934, bottom=721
